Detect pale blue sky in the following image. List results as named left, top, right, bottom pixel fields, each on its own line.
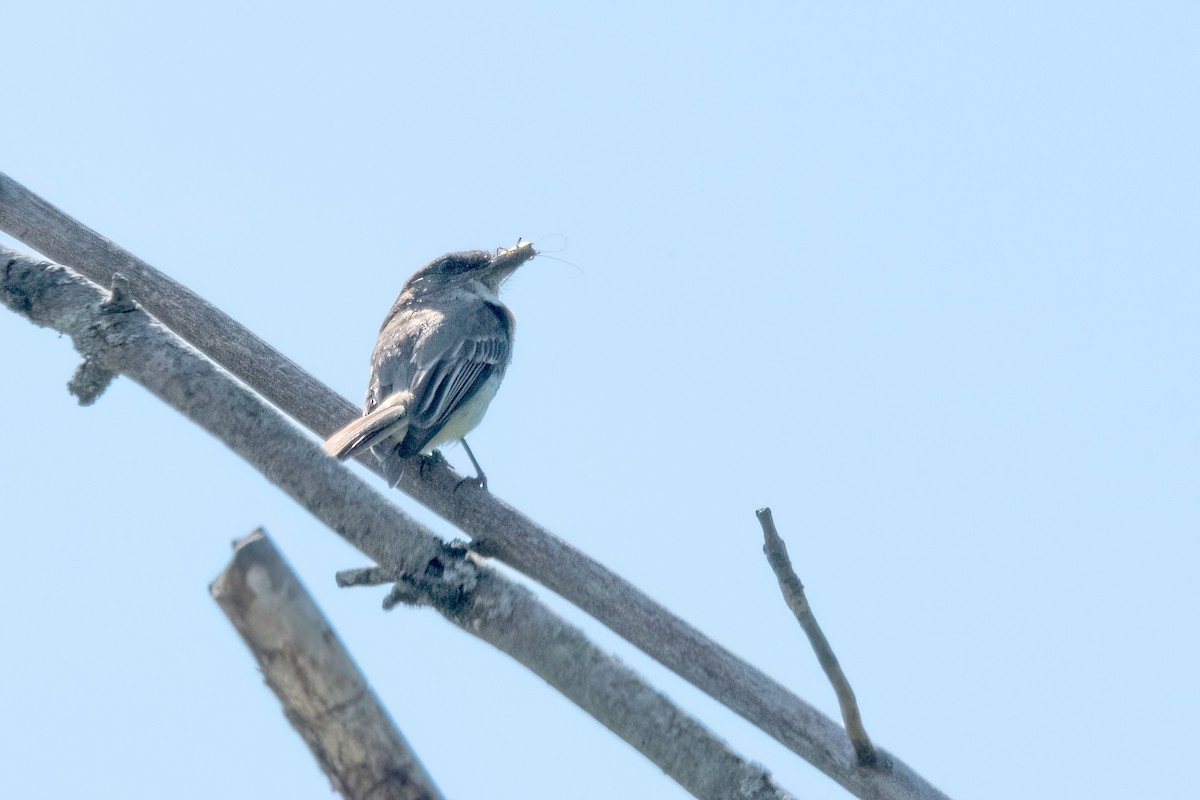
left=3, top=3, right=1197, bottom=798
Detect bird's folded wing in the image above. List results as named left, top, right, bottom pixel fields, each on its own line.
left=406, top=306, right=512, bottom=434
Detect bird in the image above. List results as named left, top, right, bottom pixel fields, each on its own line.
left=321, top=241, right=536, bottom=489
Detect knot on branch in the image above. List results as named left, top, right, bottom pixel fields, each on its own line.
left=68, top=357, right=115, bottom=405
left=67, top=275, right=147, bottom=405
left=338, top=541, right=479, bottom=615
left=101, top=273, right=138, bottom=314
left=2, top=253, right=37, bottom=314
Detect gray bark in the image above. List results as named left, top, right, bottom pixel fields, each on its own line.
left=759, top=508, right=876, bottom=766
left=212, top=529, right=446, bottom=800
left=2, top=245, right=796, bottom=800
left=1, top=170, right=951, bottom=800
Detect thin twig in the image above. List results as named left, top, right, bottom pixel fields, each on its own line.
left=2, top=245, right=797, bottom=800
left=757, top=508, right=877, bottom=766
left=212, top=529, right=446, bottom=800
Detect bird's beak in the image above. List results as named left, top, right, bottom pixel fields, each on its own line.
left=490, top=239, right=537, bottom=279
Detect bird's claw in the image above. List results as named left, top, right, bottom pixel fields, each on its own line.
left=454, top=473, right=488, bottom=494
left=417, top=451, right=449, bottom=478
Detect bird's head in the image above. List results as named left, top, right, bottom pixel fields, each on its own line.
left=410, top=240, right=536, bottom=294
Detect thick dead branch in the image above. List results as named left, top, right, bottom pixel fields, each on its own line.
left=0, top=172, right=950, bottom=800
left=757, top=508, right=877, bottom=766
left=211, top=529, right=445, bottom=800
left=1, top=245, right=796, bottom=800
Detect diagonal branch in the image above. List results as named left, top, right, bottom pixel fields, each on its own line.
left=757, top=508, right=877, bottom=766
left=212, top=529, right=447, bottom=800
left=0, top=172, right=950, bottom=800
left=1, top=245, right=795, bottom=800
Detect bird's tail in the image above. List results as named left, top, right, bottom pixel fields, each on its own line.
left=321, top=391, right=413, bottom=461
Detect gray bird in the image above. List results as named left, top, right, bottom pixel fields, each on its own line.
left=322, top=241, right=536, bottom=488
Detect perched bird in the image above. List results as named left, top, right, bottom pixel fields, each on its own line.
left=322, top=241, right=536, bottom=488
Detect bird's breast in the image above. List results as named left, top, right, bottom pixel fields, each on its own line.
left=418, top=371, right=504, bottom=454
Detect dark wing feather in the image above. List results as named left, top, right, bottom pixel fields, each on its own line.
left=367, top=302, right=511, bottom=457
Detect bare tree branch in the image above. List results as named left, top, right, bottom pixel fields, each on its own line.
left=377, top=555, right=798, bottom=800
left=2, top=245, right=797, bottom=800
left=1, top=172, right=951, bottom=800
left=0, top=173, right=351, bottom=436
left=757, top=508, right=877, bottom=766
left=212, top=529, right=446, bottom=800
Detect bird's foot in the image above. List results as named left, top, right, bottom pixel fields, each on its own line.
left=454, top=471, right=488, bottom=493
left=417, top=450, right=449, bottom=478
left=381, top=458, right=407, bottom=489
left=455, top=439, right=489, bottom=493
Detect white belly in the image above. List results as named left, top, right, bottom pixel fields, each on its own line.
left=419, top=371, right=503, bottom=454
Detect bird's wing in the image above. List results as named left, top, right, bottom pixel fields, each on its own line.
left=368, top=303, right=511, bottom=448
left=408, top=303, right=511, bottom=431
